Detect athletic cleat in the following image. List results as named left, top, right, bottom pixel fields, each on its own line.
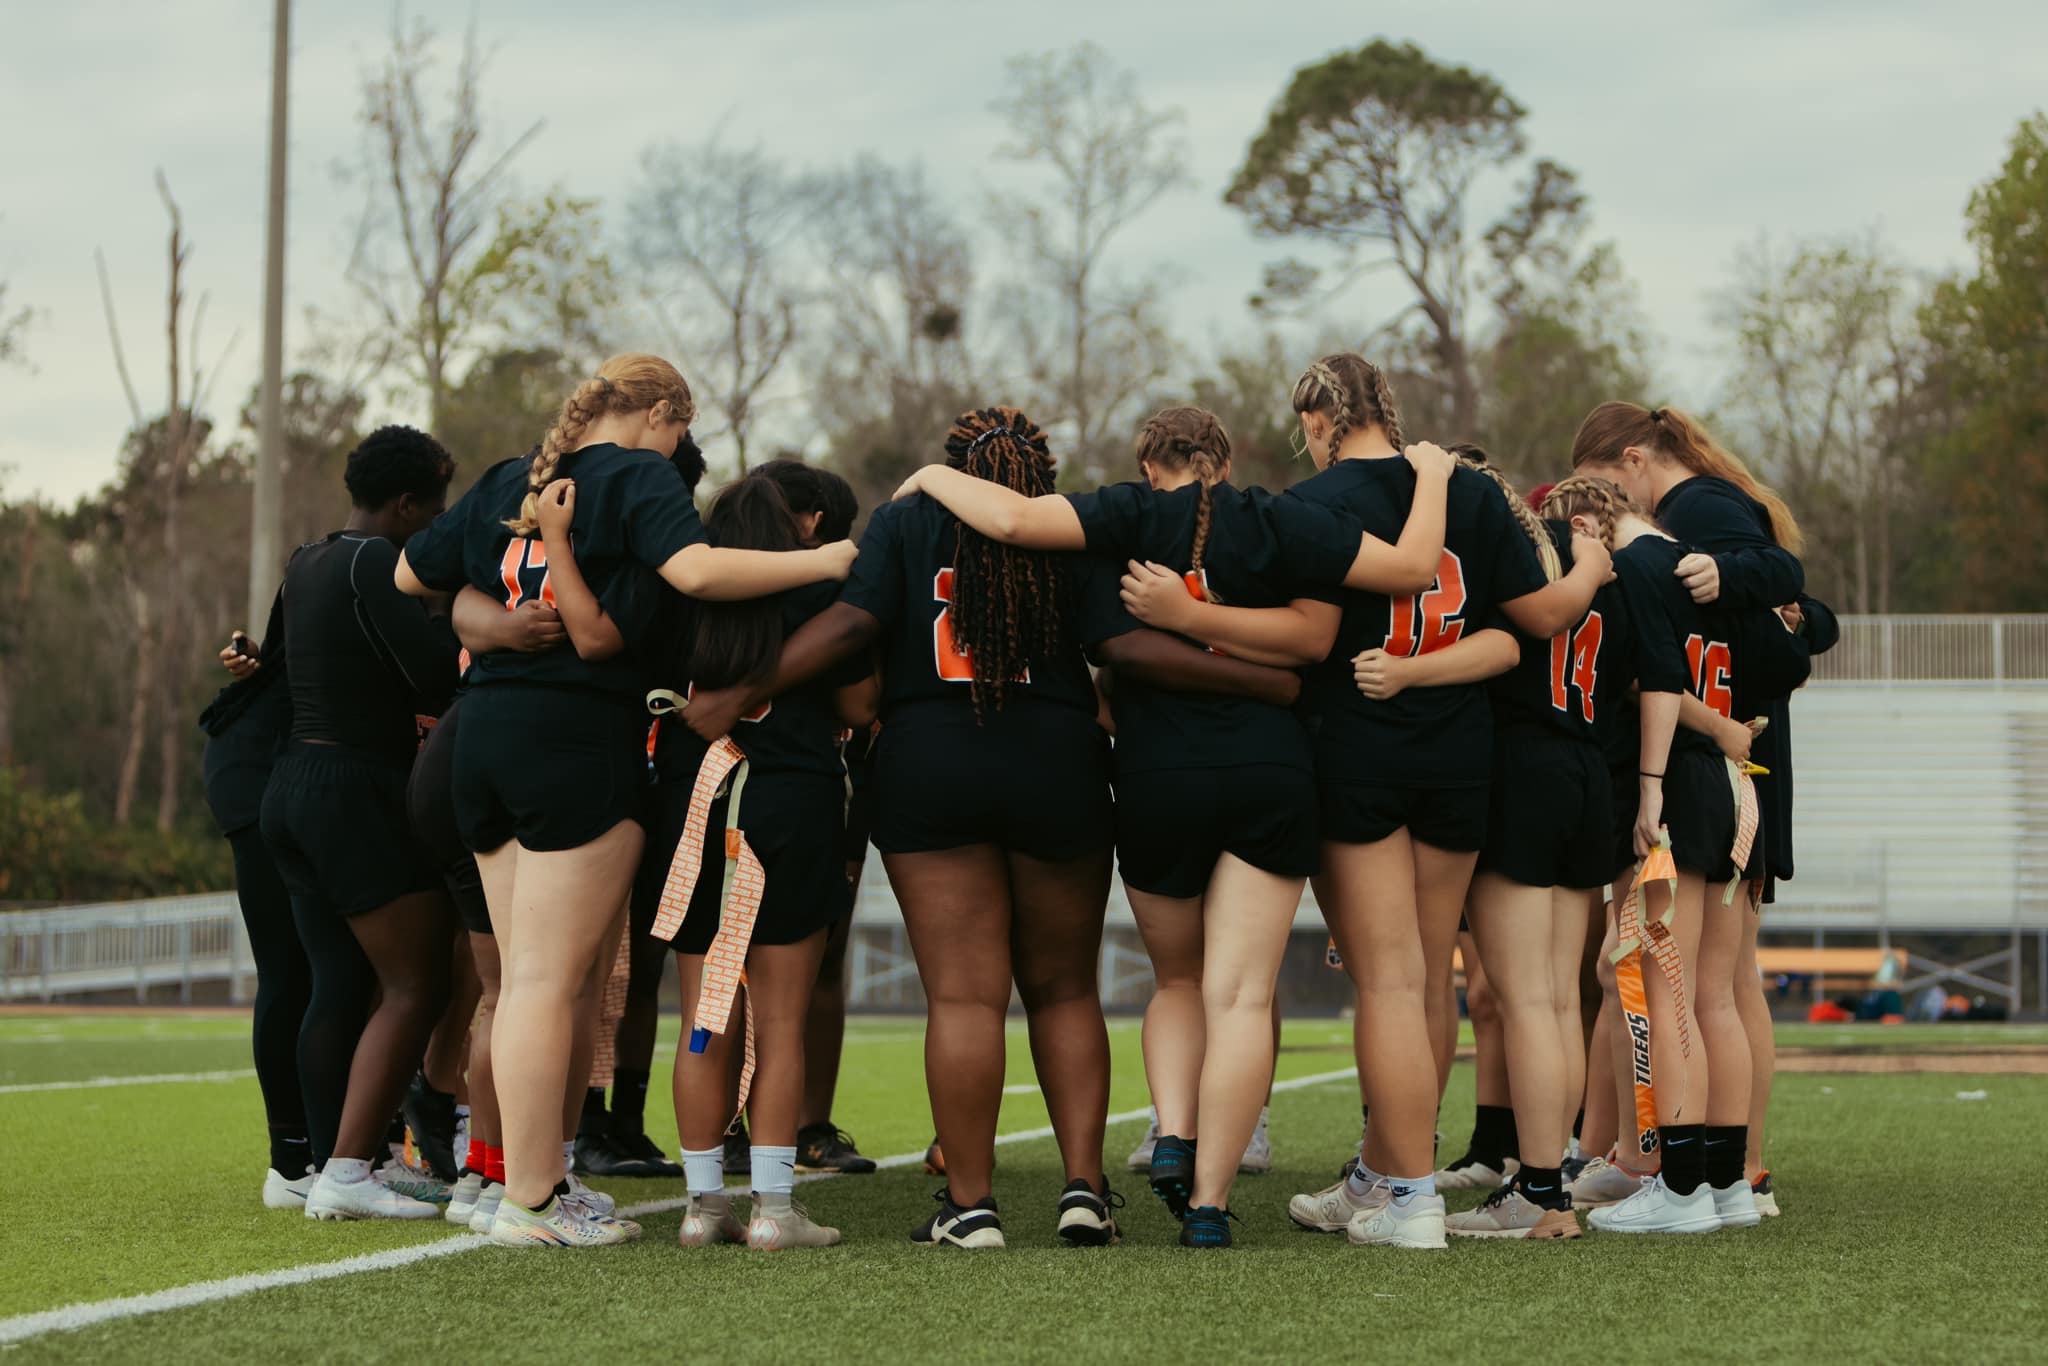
left=1126, top=1112, right=1161, bottom=1173
left=796, top=1123, right=877, bottom=1175
left=923, top=1137, right=946, bottom=1176
left=1561, top=1152, right=1590, bottom=1185
left=1587, top=1175, right=1720, bottom=1235
left=677, top=1191, right=747, bottom=1246
left=1289, top=1174, right=1389, bottom=1233
left=910, top=1188, right=1005, bottom=1249
left=304, top=1170, right=443, bottom=1221
left=572, top=1126, right=619, bottom=1178
left=402, top=1072, right=459, bottom=1182
left=1567, top=1156, right=1650, bottom=1209
left=723, top=1122, right=752, bottom=1175
left=1055, top=1178, right=1123, bottom=1247
left=446, top=1170, right=485, bottom=1226
left=468, top=1181, right=504, bottom=1235
left=374, top=1155, right=452, bottom=1204
left=1239, top=1112, right=1273, bottom=1175
left=614, top=1130, right=686, bottom=1178
left=1751, top=1170, right=1780, bottom=1218
left=564, top=1172, right=617, bottom=1217
left=1432, top=1153, right=1519, bottom=1190
left=1347, top=1191, right=1448, bottom=1249
left=1711, top=1180, right=1761, bottom=1230
left=1148, top=1136, right=1195, bottom=1220
left=748, top=1193, right=841, bottom=1249
left=262, top=1167, right=316, bottom=1209
left=1445, top=1184, right=1581, bottom=1240
left=1180, top=1204, right=1239, bottom=1249
left=487, top=1194, right=631, bottom=1247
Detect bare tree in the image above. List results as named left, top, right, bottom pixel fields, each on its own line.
left=629, top=139, right=806, bottom=477
left=989, top=44, right=1189, bottom=479
left=0, top=284, right=30, bottom=369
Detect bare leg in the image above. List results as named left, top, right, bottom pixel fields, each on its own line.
left=331, top=889, right=455, bottom=1161
left=467, top=933, right=501, bottom=1151
left=1696, top=890, right=1752, bottom=1129
left=1551, top=889, right=1594, bottom=1148
left=1007, top=846, right=1114, bottom=1188
left=1129, top=889, right=1205, bottom=1138
left=1467, top=874, right=1565, bottom=1171
left=563, top=905, right=627, bottom=1142
left=1733, top=892, right=1774, bottom=1179
left=800, top=907, right=855, bottom=1128
left=423, top=929, right=478, bottom=1098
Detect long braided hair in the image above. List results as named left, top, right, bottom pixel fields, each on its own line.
left=1539, top=475, right=1645, bottom=549
left=1135, top=406, right=1232, bottom=593
left=941, top=406, right=1063, bottom=720
left=1451, top=442, right=1562, bottom=583
left=504, top=353, right=696, bottom=535
left=1290, top=352, right=1404, bottom=462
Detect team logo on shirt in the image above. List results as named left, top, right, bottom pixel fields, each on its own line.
left=931, top=568, right=1030, bottom=685
left=1685, top=634, right=1733, bottom=718
left=1383, top=550, right=1467, bottom=656
left=496, top=538, right=557, bottom=610
left=1548, top=611, right=1604, bottom=723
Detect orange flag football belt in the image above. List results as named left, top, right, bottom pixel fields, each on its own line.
left=1611, top=831, right=1685, bottom=1160
left=649, top=734, right=763, bottom=1127
left=1725, top=758, right=1761, bottom=907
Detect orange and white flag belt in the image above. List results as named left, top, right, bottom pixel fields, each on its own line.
left=1725, top=758, right=1760, bottom=907
left=649, top=734, right=764, bottom=1124
left=1612, top=832, right=1685, bottom=1159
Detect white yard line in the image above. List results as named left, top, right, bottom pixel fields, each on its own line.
left=0, top=1069, right=257, bottom=1095
left=0, top=1064, right=1357, bottom=1346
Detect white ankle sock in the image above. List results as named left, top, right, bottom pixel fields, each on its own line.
left=1389, top=1173, right=1437, bottom=1202
left=561, top=1140, right=576, bottom=1175
left=753, top=1145, right=797, bottom=1196
left=682, top=1147, right=724, bottom=1196
left=1345, top=1160, right=1384, bottom=1198
left=324, top=1157, right=371, bottom=1184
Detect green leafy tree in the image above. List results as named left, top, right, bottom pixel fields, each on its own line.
left=437, top=346, right=585, bottom=477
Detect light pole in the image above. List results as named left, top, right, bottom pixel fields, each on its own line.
left=248, top=0, right=290, bottom=631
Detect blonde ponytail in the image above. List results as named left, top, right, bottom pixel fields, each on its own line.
left=503, top=353, right=698, bottom=535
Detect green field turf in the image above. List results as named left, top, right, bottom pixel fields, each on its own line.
left=2, top=1013, right=2042, bottom=1364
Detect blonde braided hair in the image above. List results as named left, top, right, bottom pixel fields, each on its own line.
left=504, top=353, right=697, bottom=535
left=1134, top=406, right=1232, bottom=593
left=1291, top=353, right=1403, bottom=460
left=1450, top=443, right=1562, bottom=583
left=1539, top=474, right=1643, bottom=549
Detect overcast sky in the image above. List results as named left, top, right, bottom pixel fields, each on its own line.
left=4, top=0, right=2043, bottom=504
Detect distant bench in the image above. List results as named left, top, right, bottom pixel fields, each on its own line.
left=1755, top=946, right=1906, bottom=1002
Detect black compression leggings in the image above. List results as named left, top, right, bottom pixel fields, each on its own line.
left=292, top=895, right=376, bottom=1168
left=226, top=825, right=313, bottom=1167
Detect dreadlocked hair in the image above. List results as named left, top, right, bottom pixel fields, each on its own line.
left=941, top=406, right=1062, bottom=720
left=1291, top=352, right=1404, bottom=456
left=1540, top=475, right=1644, bottom=550
left=1450, top=442, right=1561, bottom=583
left=682, top=470, right=805, bottom=691
left=1570, top=401, right=1803, bottom=555
left=1135, top=406, right=1232, bottom=592
left=505, top=353, right=697, bottom=535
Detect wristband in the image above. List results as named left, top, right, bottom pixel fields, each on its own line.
left=1639, top=769, right=1664, bottom=779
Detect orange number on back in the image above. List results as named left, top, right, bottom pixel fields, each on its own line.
left=932, top=568, right=975, bottom=682
left=497, top=539, right=557, bottom=610
left=1385, top=550, right=1468, bottom=657
left=1686, top=634, right=1733, bottom=718
left=1549, top=611, right=1603, bottom=723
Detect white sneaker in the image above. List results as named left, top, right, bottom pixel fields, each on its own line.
left=1712, top=1180, right=1761, bottom=1230
left=748, top=1192, right=842, bottom=1249
left=488, top=1194, right=631, bottom=1247
left=469, top=1181, right=504, bottom=1235
left=374, top=1155, right=451, bottom=1205
left=1433, top=1156, right=1519, bottom=1190
left=1126, top=1111, right=1160, bottom=1172
left=262, top=1167, right=316, bottom=1210
left=1587, top=1175, right=1720, bottom=1234
left=678, top=1191, right=747, bottom=1246
left=564, top=1172, right=616, bottom=1217
left=1568, top=1156, right=1651, bottom=1209
left=446, top=1170, right=484, bottom=1226
left=1239, top=1109, right=1273, bottom=1175
left=1288, top=1174, right=1389, bottom=1233
left=1445, top=1187, right=1581, bottom=1240
left=1752, top=1172, right=1781, bottom=1217
left=1347, top=1191, right=1448, bottom=1249
left=453, top=1113, right=470, bottom=1174
left=305, top=1170, right=443, bottom=1221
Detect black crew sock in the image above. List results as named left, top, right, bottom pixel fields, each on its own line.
left=610, top=1067, right=651, bottom=1135
left=1517, top=1165, right=1568, bottom=1210
left=578, top=1086, right=608, bottom=1132
left=385, top=1113, right=406, bottom=1148
left=1572, top=1108, right=1585, bottom=1141
left=1703, top=1125, right=1747, bottom=1189
left=1503, top=1110, right=1522, bottom=1163
left=1464, top=1104, right=1515, bottom=1165
left=269, top=1130, right=312, bottom=1176
left=1661, top=1124, right=1707, bottom=1196
left=521, top=1178, right=574, bottom=1215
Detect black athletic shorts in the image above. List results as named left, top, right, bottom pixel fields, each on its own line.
left=1661, top=748, right=1738, bottom=883
left=407, top=702, right=491, bottom=935
left=1478, top=731, right=1613, bottom=891
left=632, top=772, right=845, bottom=956
left=260, top=743, right=441, bottom=918
left=452, top=684, right=648, bottom=854
left=868, top=702, right=1112, bottom=863
left=1317, top=779, right=1489, bottom=853
left=1114, top=763, right=1318, bottom=898
left=1607, top=763, right=1640, bottom=885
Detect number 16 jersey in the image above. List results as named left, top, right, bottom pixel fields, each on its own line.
left=1286, top=457, right=1548, bottom=787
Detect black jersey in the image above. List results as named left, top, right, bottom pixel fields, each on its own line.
left=402, top=446, right=704, bottom=696
left=1288, top=458, right=1549, bottom=786
left=277, top=532, right=458, bottom=764
left=1611, top=534, right=1733, bottom=763
left=1066, top=479, right=1358, bottom=773
left=651, top=580, right=869, bottom=784
left=838, top=493, right=1117, bottom=718
left=1490, top=522, right=1609, bottom=747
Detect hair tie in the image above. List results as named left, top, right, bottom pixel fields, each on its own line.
left=595, top=375, right=614, bottom=393
left=966, top=425, right=1013, bottom=454
left=1648, top=406, right=1664, bottom=423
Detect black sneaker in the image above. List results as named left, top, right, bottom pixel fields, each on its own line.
left=796, top=1122, right=877, bottom=1175
left=1180, top=1204, right=1238, bottom=1249
left=1148, top=1135, right=1195, bottom=1220
left=723, top=1121, right=751, bottom=1175
left=922, top=1136, right=945, bottom=1176
left=910, top=1187, right=1005, bottom=1249
left=615, top=1129, right=685, bottom=1178
left=578, top=1127, right=681, bottom=1179
left=402, top=1073, right=458, bottom=1182
left=1561, top=1152, right=1590, bottom=1186
left=1055, top=1177, right=1123, bottom=1247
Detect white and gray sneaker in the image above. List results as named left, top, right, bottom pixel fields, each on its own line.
left=305, top=1169, right=443, bottom=1221
left=1433, top=1155, right=1519, bottom=1190
left=374, top=1155, right=452, bottom=1205
left=1445, top=1185, right=1581, bottom=1240
left=1568, top=1156, right=1650, bottom=1208
left=678, top=1191, right=747, bottom=1246
left=1288, top=1173, right=1389, bottom=1233
left=1711, top=1180, right=1761, bottom=1230
left=1238, top=1108, right=1273, bottom=1175
left=564, top=1172, right=616, bottom=1217
left=1347, top=1191, right=1448, bottom=1249
left=488, top=1194, right=631, bottom=1248
left=748, top=1193, right=841, bottom=1249
left=1126, top=1111, right=1161, bottom=1173
left=446, top=1170, right=485, bottom=1226
left=1587, top=1175, right=1720, bottom=1235
left=468, top=1181, right=504, bottom=1235
left=262, top=1167, right=316, bottom=1210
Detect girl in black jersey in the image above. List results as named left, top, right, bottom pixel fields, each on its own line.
left=896, top=406, right=1454, bottom=1247
left=255, top=426, right=461, bottom=1222
left=1129, top=357, right=1605, bottom=1250
left=1541, top=476, right=1751, bottom=1236
left=1571, top=403, right=1829, bottom=1212
left=395, top=354, right=854, bottom=1248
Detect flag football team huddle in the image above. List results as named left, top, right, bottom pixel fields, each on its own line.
left=201, top=344, right=1832, bottom=1251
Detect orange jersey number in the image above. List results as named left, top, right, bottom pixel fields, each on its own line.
left=932, top=568, right=1030, bottom=685
left=496, top=538, right=558, bottom=610
left=1686, top=634, right=1734, bottom=718
left=1549, top=610, right=1604, bottom=723
left=1384, top=550, right=1468, bottom=657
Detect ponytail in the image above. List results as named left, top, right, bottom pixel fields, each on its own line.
left=1569, top=401, right=1804, bottom=555
left=505, top=353, right=697, bottom=535
left=1452, top=443, right=1561, bottom=583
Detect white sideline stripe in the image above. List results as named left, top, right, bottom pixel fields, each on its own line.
left=0, top=1064, right=1356, bottom=1346
left=0, top=1069, right=257, bottom=1095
